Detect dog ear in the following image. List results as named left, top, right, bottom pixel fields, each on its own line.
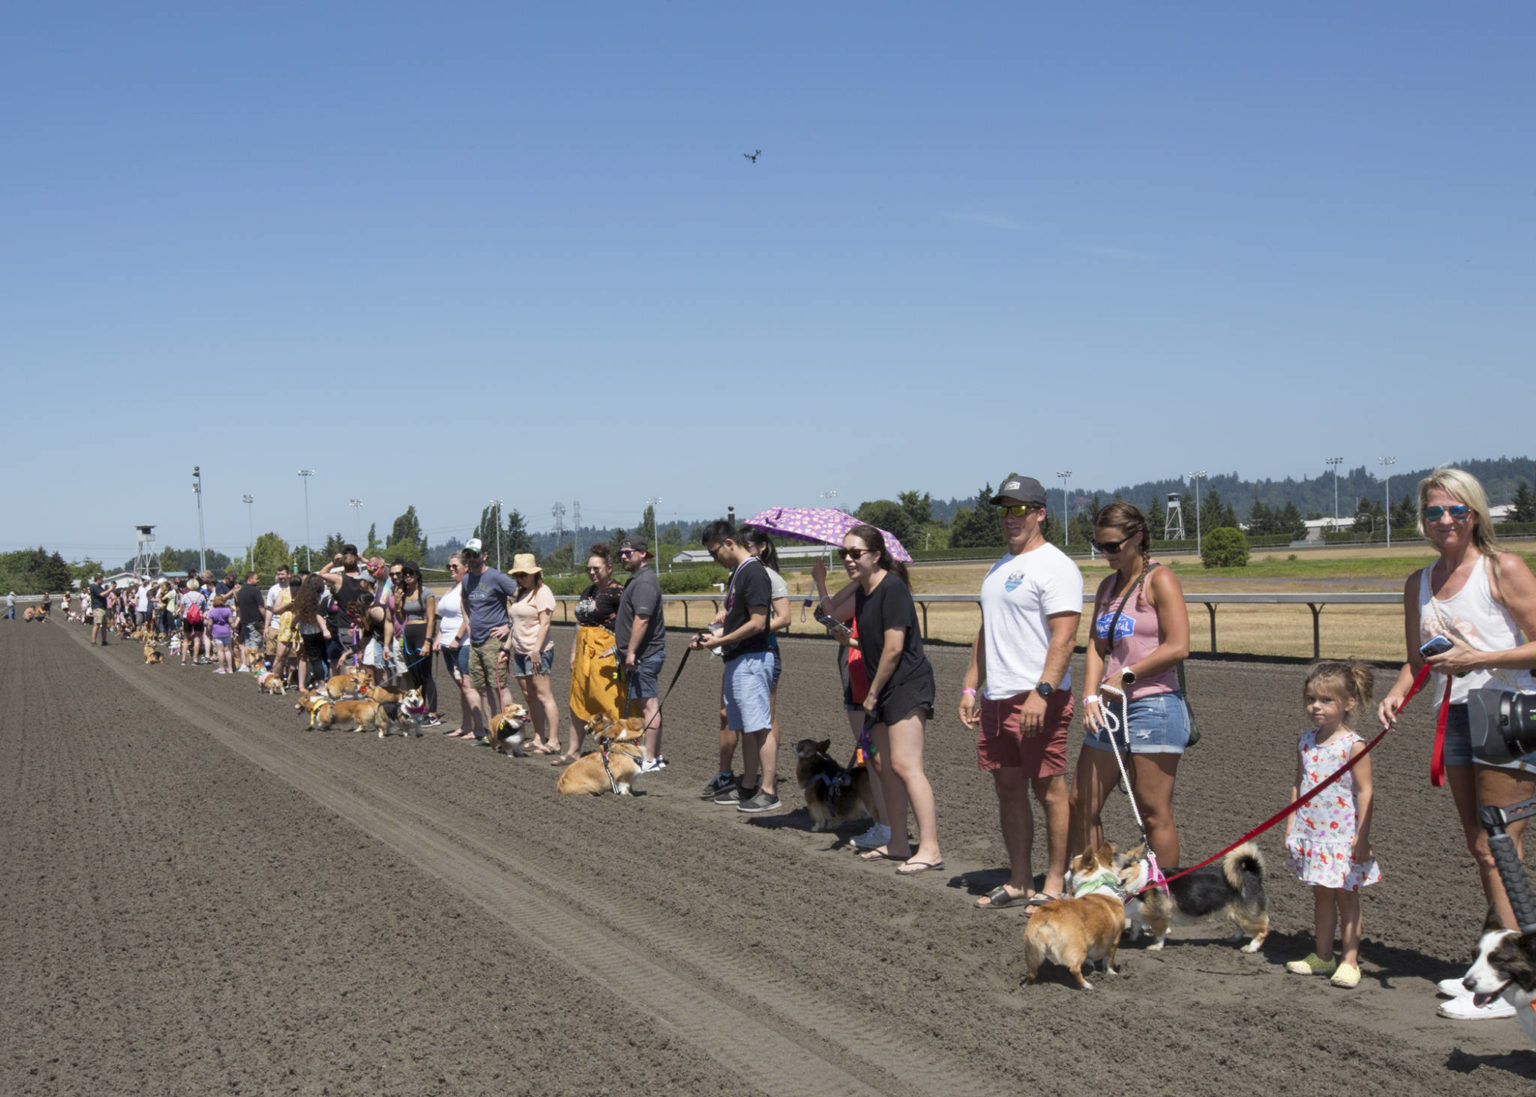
left=816, top=739, right=832, bottom=754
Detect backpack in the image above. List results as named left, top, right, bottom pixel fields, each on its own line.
left=185, top=596, right=204, bottom=625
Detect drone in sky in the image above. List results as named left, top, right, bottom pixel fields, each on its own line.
left=743, top=149, right=761, bottom=163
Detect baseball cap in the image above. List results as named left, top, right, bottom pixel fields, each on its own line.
left=464, top=537, right=484, bottom=555
left=620, top=536, right=650, bottom=556
left=990, top=474, right=1048, bottom=507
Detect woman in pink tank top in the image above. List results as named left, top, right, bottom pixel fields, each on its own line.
left=1068, top=502, right=1192, bottom=869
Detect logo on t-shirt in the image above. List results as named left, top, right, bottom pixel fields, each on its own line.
left=1095, top=611, right=1135, bottom=641
left=1004, top=573, right=1026, bottom=593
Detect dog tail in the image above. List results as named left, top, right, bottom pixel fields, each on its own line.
left=1221, top=842, right=1264, bottom=891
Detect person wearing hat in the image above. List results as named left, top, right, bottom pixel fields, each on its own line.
left=5, top=591, right=14, bottom=620
left=497, top=554, right=560, bottom=753
left=454, top=536, right=521, bottom=741
left=615, top=535, right=667, bottom=770
left=958, top=474, right=1083, bottom=909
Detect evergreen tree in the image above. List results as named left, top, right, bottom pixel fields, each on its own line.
left=898, top=490, right=932, bottom=528
left=504, top=509, right=532, bottom=557
left=855, top=500, right=918, bottom=551
left=1279, top=501, right=1306, bottom=539
left=1146, top=494, right=1165, bottom=537
left=1511, top=482, right=1536, bottom=523
left=1389, top=493, right=1417, bottom=532
left=321, top=531, right=349, bottom=558
left=365, top=522, right=381, bottom=556
left=386, top=505, right=425, bottom=564
left=949, top=485, right=1006, bottom=548
left=1247, top=497, right=1273, bottom=535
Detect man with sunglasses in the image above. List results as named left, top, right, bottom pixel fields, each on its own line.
left=958, top=474, right=1083, bottom=909
left=615, top=536, right=667, bottom=770
left=457, top=537, right=521, bottom=742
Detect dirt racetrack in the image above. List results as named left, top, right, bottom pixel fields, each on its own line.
left=5, top=618, right=1536, bottom=1096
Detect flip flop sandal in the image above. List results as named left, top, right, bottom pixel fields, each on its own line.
left=857, top=849, right=902, bottom=862
left=895, top=859, right=944, bottom=876
left=974, top=885, right=1029, bottom=910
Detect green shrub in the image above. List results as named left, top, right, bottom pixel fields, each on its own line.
left=1201, top=527, right=1250, bottom=568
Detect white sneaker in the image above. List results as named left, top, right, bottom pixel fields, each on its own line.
left=1437, top=994, right=1516, bottom=1020
left=236, top=665, right=251, bottom=673
left=639, top=757, right=668, bottom=774
left=1438, top=976, right=1472, bottom=998
left=851, top=822, right=892, bottom=851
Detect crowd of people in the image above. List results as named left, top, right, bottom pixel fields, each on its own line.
left=47, top=465, right=1536, bottom=1026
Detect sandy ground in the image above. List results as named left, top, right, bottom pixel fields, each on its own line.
left=5, top=618, right=1536, bottom=1096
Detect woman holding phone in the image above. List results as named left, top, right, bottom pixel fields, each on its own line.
left=1378, top=467, right=1536, bottom=1021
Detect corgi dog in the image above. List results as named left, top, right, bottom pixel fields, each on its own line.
left=1116, top=842, right=1269, bottom=953
left=257, top=672, right=287, bottom=695
left=323, top=671, right=370, bottom=700
left=142, top=641, right=164, bottom=665
left=1023, top=841, right=1125, bottom=990
left=791, top=738, right=875, bottom=832
left=294, top=689, right=330, bottom=728
left=487, top=705, right=531, bottom=755
left=312, top=698, right=395, bottom=737
left=557, top=716, right=646, bottom=796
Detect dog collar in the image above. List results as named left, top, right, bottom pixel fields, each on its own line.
left=1071, top=869, right=1120, bottom=899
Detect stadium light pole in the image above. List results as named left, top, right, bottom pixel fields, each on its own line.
left=1056, top=471, right=1072, bottom=546
left=242, top=494, right=254, bottom=571
left=1378, top=456, right=1395, bottom=548
left=489, top=498, right=504, bottom=571
left=1188, top=470, right=1207, bottom=556
left=647, top=496, right=662, bottom=571
left=1325, top=456, right=1343, bottom=533
left=297, top=469, right=315, bottom=570
left=192, top=466, right=207, bottom=577
left=349, top=498, right=365, bottom=550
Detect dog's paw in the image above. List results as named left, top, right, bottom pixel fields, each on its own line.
left=1148, top=940, right=1166, bottom=952
left=1241, top=939, right=1262, bottom=954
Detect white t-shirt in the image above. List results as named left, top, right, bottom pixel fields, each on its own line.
left=265, top=582, right=286, bottom=624
left=437, top=583, right=465, bottom=644
left=979, top=542, right=1083, bottom=700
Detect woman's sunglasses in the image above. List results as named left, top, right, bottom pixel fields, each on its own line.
left=1092, top=536, right=1130, bottom=554
left=837, top=547, right=874, bottom=561
left=1424, top=505, right=1471, bottom=522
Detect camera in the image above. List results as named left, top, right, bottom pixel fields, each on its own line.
left=1467, top=688, right=1536, bottom=765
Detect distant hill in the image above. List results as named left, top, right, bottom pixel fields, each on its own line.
left=929, top=456, right=1534, bottom=524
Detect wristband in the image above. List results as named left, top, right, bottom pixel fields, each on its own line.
left=960, top=687, right=977, bottom=697
left=1083, top=694, right=1100, bottom=705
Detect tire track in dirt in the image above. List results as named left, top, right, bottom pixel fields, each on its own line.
left=56, top=621, right=1010, bottom=1097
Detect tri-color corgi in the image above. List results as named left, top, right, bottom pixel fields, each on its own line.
left=1117, top=842, right=1269, bottom=952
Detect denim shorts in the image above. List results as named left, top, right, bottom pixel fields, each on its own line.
left=723, top=650, right=773, bottom=733
left=627, top=648, right=666, bottom=700
left=1442, top=703, right=1536, bottom=772
left=1084, top=690, right=1191, bottom=756
left=512, top=646, right=554, bottom=677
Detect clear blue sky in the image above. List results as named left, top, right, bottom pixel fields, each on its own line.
left=5, top=1, right=1533, bottom=563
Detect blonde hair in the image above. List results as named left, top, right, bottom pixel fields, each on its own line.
left=1305, top=659, right=1374, bottom=715
left=1418, top=466, right=1502, bottom=559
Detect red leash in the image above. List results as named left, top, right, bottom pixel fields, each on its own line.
left=1157, top=664, right=1437, bottom=888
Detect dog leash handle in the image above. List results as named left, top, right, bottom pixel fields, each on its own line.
left=1483, top=817, right=1536, bottom=935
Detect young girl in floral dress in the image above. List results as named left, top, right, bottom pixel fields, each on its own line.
left=1284, top=660, right=1380, bottom=989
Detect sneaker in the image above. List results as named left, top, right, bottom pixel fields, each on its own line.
left=851, top=822, right=892, bottom=851
left=737, top=789, right=781, bottom=814
left=639, top=756, right=668, bottom=774
left=1330, top=962, right=1362, bottom=989
left=236, top=665, right=251, bottom=673
left=1438, top=993, right=1516, bottom=1020
left=714, top=783, right=753, bottom=805
left=1437, top=976, right=1472, bottom=998
left=423, top=716, right=442, bottom=728
left=1285, top=953, right=1338, bottom=976
left=701, top=772, right=737, bottom=799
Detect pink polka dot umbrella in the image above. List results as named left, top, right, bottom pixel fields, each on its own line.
left=740, top=507, right=913, bottom=562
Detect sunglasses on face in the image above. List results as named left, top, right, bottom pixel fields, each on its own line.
left=1425, top=505, right=1471, bottom=522
left=1093, top=536, right=1130, bottom=554
left=838, top=547, right=874, bottom=561
left=998, top=504, right=1036, bottom=518
left=586, top=566, right=603, bottom=573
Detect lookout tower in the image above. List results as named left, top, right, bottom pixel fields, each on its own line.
left=133, top=525, right=157, bottom=577
left=1163, top=494, right=1185, bottom=541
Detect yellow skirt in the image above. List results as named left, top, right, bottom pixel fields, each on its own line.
left=568, top=625, right=621, bottom=726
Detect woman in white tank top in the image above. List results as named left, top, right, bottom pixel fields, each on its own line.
left=1378, top=468, right=1536, bottom=1020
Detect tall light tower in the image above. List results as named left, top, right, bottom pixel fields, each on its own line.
left=1378, top=456, right=1396, bottom=548
left=192, top=466, right=207, bottom=576
left=551, top=502, right=566, bottom=571
left=1325, top=456, right=1343, bottom=533
left=490, top=498, right=504, bottom=571
left=297, top=469, right=315, bottom=570
left=242, top=494, right=254, bottom=571
left=349, top=498, right=365, bottom=549
left=1055, top=471, right=1072, bottom=546
left=1188, top=470, right=1208, bottom=556
left=646, top=496, right=662, bottom=570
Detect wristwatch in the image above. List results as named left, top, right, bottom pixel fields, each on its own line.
left=1121, top=668, right=1137, bottom=686
left=1035, top=681, right=1055, bottom=699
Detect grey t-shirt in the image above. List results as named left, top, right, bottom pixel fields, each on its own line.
left=461, top=566, right=520, bottom=644
left=615, top=564, right=665, bottom=659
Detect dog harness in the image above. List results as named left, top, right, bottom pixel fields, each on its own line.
left=1070, top=869, right=1121, bottom=900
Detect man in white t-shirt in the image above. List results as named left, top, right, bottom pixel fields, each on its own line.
left=958, top=473, right=1083, bottom=910
left=264, top=566, right=290, bottom=657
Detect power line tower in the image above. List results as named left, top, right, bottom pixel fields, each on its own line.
left=551, top=502, right=566, bottom=551
left=571, top=500, right=581, bottom=564
left=1163, top=493, right=1185, bottom=541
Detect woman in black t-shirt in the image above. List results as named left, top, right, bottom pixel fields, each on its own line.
left=558, top=544, right=625, bottom=763
left=843, top=524, right=942, bottom=875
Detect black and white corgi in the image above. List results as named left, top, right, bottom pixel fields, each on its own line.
left=1116, top=842, right=1269, bottom=952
